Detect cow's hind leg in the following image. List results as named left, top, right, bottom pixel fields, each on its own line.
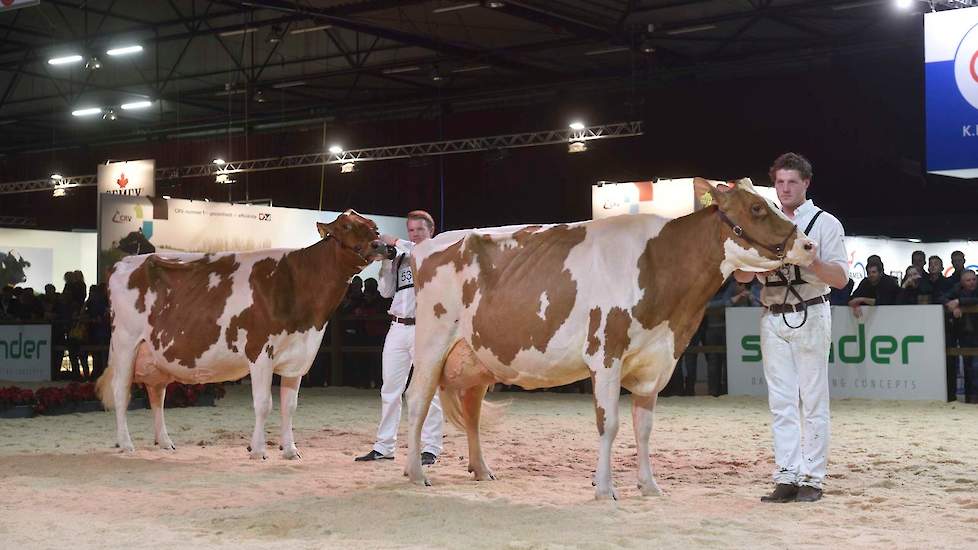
left=147, top=383, right=175, bottom=450
left=104, top=337, right=140, bottom=452
left=405, top=334, right=455, bottom=487
left=631, top=392, right=662, bottom=496
left=247, top=364, right=274, bottom=460
left=590, top=366, right=622, bottom=501
left=460, top=384, right=495, bottom=481
left=279, top=376, right=301, bottom=460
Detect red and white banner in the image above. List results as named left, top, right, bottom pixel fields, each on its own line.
left=97, top=159, right=155, bottom=197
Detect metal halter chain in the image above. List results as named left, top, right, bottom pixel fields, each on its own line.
left=715, top=209, right=809, bottom=329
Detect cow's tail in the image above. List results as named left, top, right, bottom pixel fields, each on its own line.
left=95, top=360, right=120, bottom=410
left=438, top=385, right=508, bottom=431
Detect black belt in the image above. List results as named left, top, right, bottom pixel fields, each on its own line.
left=391, top=316, right=415, bottom=326
left=768, top=294, right=830, bottom=315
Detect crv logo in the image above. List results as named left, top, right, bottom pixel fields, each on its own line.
left=740, top=325, right=924, bottom=365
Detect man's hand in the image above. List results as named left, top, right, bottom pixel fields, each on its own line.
left=946, top=299, right=960, bottom=310
left=953, top=307, right=963, bottom=319
left=380, top=234, right=398, bottom=246
left=850, top=303, right=863, bottom=319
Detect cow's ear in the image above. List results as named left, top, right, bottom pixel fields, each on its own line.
left=708, top=183, right=733, bottom=210
left=316, top=222, right=331, bottom=239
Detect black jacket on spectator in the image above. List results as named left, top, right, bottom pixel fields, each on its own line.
left=943, top=286, right=978, bottom=337
left=918, top=274, right=953, bottom=303
left=851, top=275, right=901, bottom=305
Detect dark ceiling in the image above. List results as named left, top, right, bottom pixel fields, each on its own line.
left=0, top=0, right=946, bottom=156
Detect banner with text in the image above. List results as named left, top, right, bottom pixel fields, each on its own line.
left=97, top=159, right=155, bottom=197
left=925, top=6, right=978, bottom=178
left=726, top=305, right=946, bottom=401
left=98, top=194, right=405, bottom=281
left=0, top=324, right=52, bottom=382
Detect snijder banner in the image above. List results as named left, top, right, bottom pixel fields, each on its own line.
left=97, top=159, right=155, bottom=197
left=0, top=325, right=52, bottom=382
left=726, top=305, right=947, bottom=401
left=97, top=194, right=406, bottom=281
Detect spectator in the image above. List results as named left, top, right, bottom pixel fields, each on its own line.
left=897, top=266, right=924, bottom=305
left=911, top=250, right=926, bottom=281
left=0, top=285, right=15, bottom=320
left=60, top=291, right=89, bottom=380
left=15, top=287, right=43, bottom=321
left=942, top=269, right=978, bottom=403
left=849, top=262, right=900, bottom=315
left=40, top=284, right=65, bottom=380
left=948, top=251, right=967, bottom=288
left=85, top=283, right=110, bottom=380
left=340, top=276, right=364, bottom=314
left=919, top=255, right=952, bottom=303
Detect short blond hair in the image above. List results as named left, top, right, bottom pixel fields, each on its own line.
left=406, top=210, right=435, bottom=232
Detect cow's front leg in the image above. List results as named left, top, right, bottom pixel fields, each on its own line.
left=591, top=367, right=622, bottom=501
left=248, top=364, right=273, bottom=460
left=279, top=375, right=301, bottom=460
left=631, top=392, right=662, bottom=496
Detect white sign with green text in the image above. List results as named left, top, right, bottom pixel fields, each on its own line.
left=726, top=305, right=946, bottom=401
left=0, top=324, right=52, bottom=382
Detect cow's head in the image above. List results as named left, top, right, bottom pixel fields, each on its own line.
left=2, top=251, right=29, bottom=284
left=316, top=209, right=387, bottom=263
left=697, top=178, right=816, bottom=273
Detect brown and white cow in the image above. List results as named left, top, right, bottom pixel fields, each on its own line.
left=96, top=210, right=386, bottom=459
left=403, top=179, right=817, bottom=499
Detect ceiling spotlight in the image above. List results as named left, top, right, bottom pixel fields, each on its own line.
left=569, top=121, right=586, bottom=130
left=106, top=45, right=143, bottom=56
left=48, top=54, right=83, bottom=65
left=254, top=90, right=266, bottom=103
left=639, top=38, right=656, bottom=54
left=430, top=65, right=446, bottom=81
left=267, top=26, right=284, bottom=44
left=50, top=173, right=64, bottom=181
left=53, top=188, right=67, bottom=197
left=120, top=100, right=153, bottom=110
left=568, top=141, right=587, bottom=153
left=86, top=56, right=102, bottom=70
left=213, top=158, right=226, bottom=166
left=102, top=109, right=118, bottom=121
left=484, top=1, right=505, bottom=7
left=432, top=2, right=480, bottom=14
left=290, top=24, right=332, bottom=34
left=341, top=162, right=356, bottom=173
left=895, top=0, right=913, bottom=8
left=328, top=145, right=343, bottom=154
left=71, top=107, right=103, bottom=117
left=382, top=65, right=420, bottom=75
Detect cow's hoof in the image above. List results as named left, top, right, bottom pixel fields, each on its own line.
left=472, top=470, right=497, bottom=481
left=594, top=487, right=619, bottom=501
left=156, top=439, right=176, bottom=451
left=249, top=448, right=268, bottom=461
left=118, top=442, right=135, bottom=453
left=638, top=482, right=663, bottom=497
left=282, top=448, right=301, bottom=460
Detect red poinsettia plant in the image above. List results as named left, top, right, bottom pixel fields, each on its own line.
left=32, top=382, right=98, bottom=414
left=0, top=386, right=34, bottom=409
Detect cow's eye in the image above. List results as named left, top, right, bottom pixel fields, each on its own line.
left=344, top=224, right=352, bottom=231
left=750, top=203, right=764, bottom=216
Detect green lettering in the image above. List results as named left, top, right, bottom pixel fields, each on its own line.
left=24, top=341, right=35, bottom=358
left=36, top=339, right=47, bottom=360
left=901, top=335, right=924, bottom=365
left=839, top=324, right=866, bottom=363
left=741, top=335, right=762, bottom=362
left=870, top=336, right=897, bottom=364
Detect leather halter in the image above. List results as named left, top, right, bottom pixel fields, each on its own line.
left=716, top=209, right=795, bottom=261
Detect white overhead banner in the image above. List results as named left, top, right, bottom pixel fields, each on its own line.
left=98, top=194, right=406, bottom=282
left=97, top=159, right=155, bottom=197
left=591, top=178, right=779, bottom=221
left=0, top=325, right=51, bottom=382
left=726, top=305, right=947, bottom=401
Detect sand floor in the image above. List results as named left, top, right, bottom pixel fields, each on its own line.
left=1, top=384, right=976, bottom=549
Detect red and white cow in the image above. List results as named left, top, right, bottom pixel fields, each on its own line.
left=403, top=179, right=817, bottom=499
left=96, top=211, right=385, bottom=459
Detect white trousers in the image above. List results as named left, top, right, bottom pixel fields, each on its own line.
left=760, top=302, right=831, bottom=489
left=372, top=322, right=443, bottom=456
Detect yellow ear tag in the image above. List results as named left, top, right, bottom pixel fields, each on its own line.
left=699, top=192, right=714, bottom=207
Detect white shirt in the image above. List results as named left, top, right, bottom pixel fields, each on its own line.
left=759, top=199, right=848, bottom=306
left=378, top=239, right=416, bottom=318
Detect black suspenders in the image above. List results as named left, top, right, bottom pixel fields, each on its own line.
left=765, top=210, right=824, bottom=287
left=394, top=253, right=414, bottom=292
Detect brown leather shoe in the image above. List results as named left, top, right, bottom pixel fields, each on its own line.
left=795, top=485, right=823, bottom=502
left=760, top=483, right=798, bottom=503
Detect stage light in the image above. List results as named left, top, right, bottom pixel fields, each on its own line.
left=121, top=100, right=152, bottom=110
left=72, top=107, right=102, bottom=117
left=106, top=45, right=143, bottom=56
left=329, top=145, right=343, bottom=154
left=569, top=121, right=586, bottom=130
left=48, top=54, right=83, bottom=65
